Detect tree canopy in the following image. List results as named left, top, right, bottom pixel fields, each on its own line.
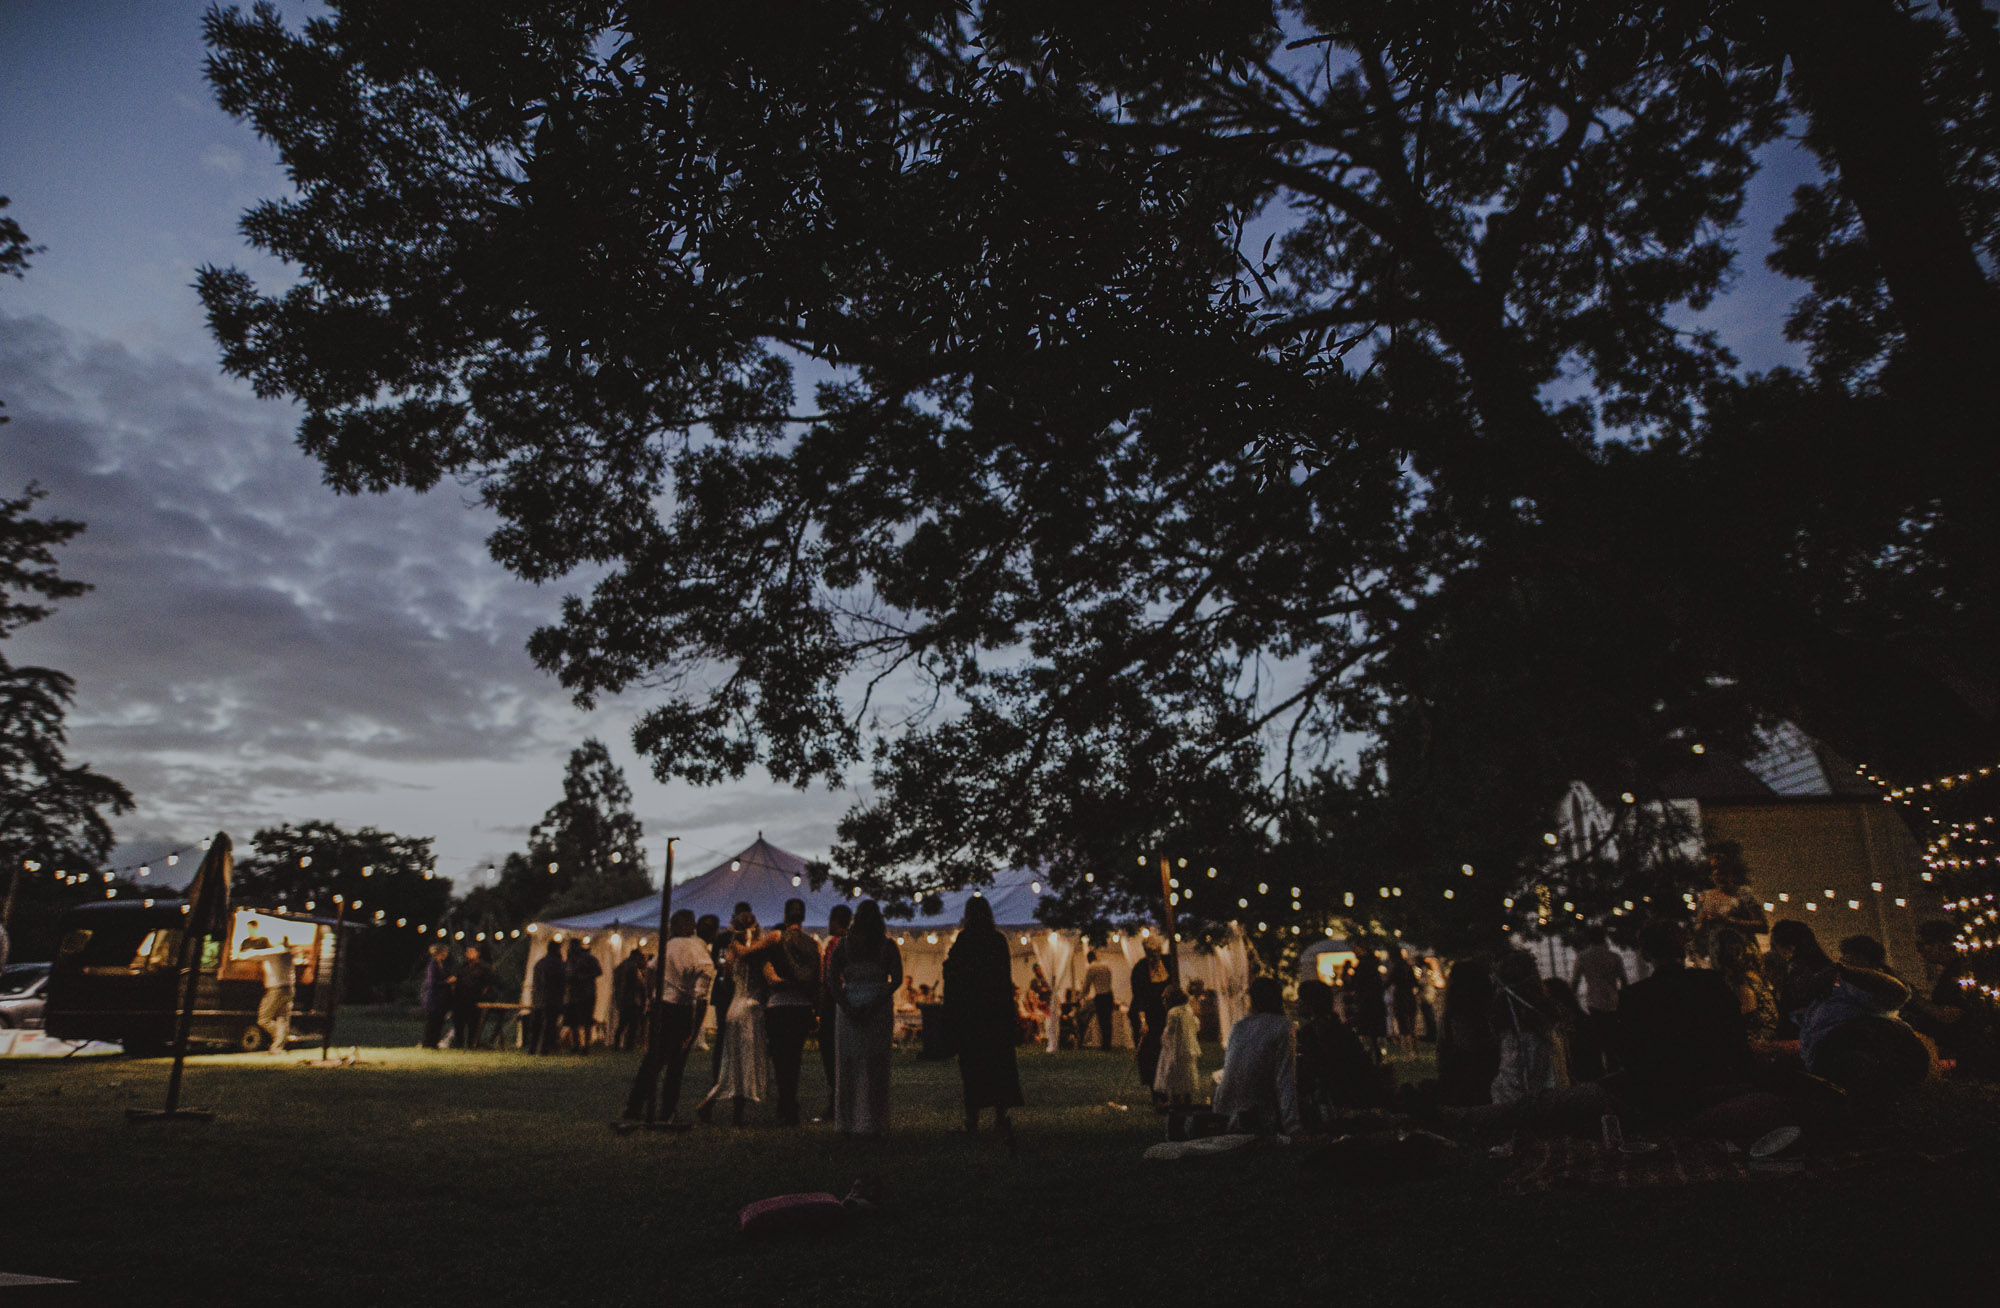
left=201, top=2, right=2000, bottom=937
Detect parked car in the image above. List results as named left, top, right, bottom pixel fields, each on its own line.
left=0, top=961, right=51, bottom=1029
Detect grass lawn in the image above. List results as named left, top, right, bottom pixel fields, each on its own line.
left=5, top=1009, right=2000, bottom=1306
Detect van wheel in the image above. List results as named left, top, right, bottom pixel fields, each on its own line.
left=237, top=1024, right=269, bottom=1053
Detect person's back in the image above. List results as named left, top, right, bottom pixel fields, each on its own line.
left=1212, top=978, right=1301, bottom=1135
left=421, top=952, right=451, bottom=1012
left=459, top=955, right=493, bottom=1008
left=567, top=949, right=602, bottom=1005
left=1084, top=957, right=1113, bottom=998
left=1572, top=941, right=1627, bottom=1014
left=768, top=925, right=821, bottom=1008
left=1296, top=982, right=1376, bottom=1119
left=1615, top=921, right=1751, bottom=1119
left=532, top=948, right=565, bottom=1008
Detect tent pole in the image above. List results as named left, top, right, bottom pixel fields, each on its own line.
left=320, top=898, right=346, bottom=1062
left=652, top=838, right=677, bottom=1006
left=643, top=838, right=676, bottom=1126
left=1157, top=856, right=1181, bottom=986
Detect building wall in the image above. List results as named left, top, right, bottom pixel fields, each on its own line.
left=1700, top=800, right=1935, bottom=977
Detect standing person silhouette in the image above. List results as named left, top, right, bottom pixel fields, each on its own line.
left=562, top=942, right=602, bottom=1053
left=1131, top=939, right=1170, bottom=1095
left=1082, top=949, right=1117, bottom=1050
left=620, top=909, right=715, bottom=1130
left=830, top=900, right=902, bottom=1137
left=696, top=909, right=772, bottom=1126
left=529, top=938, right=565, bottom=1054
left=943, top=896, right=1024, bottom=1138
left=419, top=944, right=452, bottom=1049
left=454, top=945, right=494, bottom=1050
left=816, top=904, right=852, bottom=1121
left=763, top=898, right=821, bottom=1126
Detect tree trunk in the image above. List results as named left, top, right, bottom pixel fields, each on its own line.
left=1775, top=0, right=2000, bottom=412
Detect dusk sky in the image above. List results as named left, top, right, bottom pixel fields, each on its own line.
left=1, top=1, right=1819, bottom=894
left=0, top=0, right=860, bottom=890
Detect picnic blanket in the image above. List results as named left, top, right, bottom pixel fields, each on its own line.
left=1143, top=1134, right=1260, bottom=1161
left=1501, top=1136, right=1747, bottom=1195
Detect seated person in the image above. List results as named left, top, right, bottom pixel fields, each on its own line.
left=1766, top=919, right=1836, bottom=1039
left=1903, top=920, right=1996, bottom=1075
left=1296, top=979, right=1378, bottom=1126
left=1212, top=976, right=1302, bottom=1137
left=1610, top=918, right=1755, bottom=1124
left=1490, top=950, right=1562, bottom=1104
left=1796, top=941, right=1914, bottom=1076
left=1834, top=934, right=1902, bottom=987
left=1436, top=958, right=1500, bottom=1106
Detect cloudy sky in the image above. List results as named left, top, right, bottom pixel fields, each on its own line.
left=0, top=0, right=859, bottom=890
left=1, top=3, right=1818, bottom=894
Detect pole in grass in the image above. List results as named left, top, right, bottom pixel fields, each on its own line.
left=129, top=831, right=231, bottom=1123
left=643, top=837, right=677, bottom=1127
left=309, top=894, right=350, bottom=1066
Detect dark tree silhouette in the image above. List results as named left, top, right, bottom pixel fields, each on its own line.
left=2, top=202, right=133, bottom=950
left=197, top=4, right=2000, bottom=925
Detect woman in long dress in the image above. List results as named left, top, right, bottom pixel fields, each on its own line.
left=942, top=896, right=1024, bottom=1136
left=830, top=900, right=902, bottom=1137
left=697, top=910, right=770, bottom=1126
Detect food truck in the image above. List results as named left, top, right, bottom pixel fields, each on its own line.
left=45, top=900, right=343, bottom=1054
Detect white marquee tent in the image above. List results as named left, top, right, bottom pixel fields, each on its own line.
left=525, top=836, right=1254, bottom=1045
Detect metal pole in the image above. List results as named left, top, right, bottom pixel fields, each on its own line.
left=161, top=916, right=205, bottom=1114
left=652, top=838, right=677, bottom=1005
left=1157, top=855, right=1181, bottom=986
left=642, top=838, right=676, bottom=1126
left=320, top=897, right=346, bottom=1062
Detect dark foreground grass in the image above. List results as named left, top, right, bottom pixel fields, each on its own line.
left=4, top=1010, right=2000, bottom=1307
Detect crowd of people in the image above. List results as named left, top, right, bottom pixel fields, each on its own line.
left=400, top=847, right=1992, bottom=1152
left=607, top=894, right=1024, bottom=1140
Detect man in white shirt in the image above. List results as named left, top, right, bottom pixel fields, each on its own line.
left=238, top=934, right=296, bottom=1053
left=621, top=908, right=716, bottom=1129
left=1212, top=976, right=1301, bottom=1137
left=1571, top=927, right=1628, bottom=1067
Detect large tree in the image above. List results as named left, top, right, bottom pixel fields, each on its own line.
left=199, top=3, right=2000, bottom=931
left=1, top=200, right=134, bottom=949
left=232, top=820, right=451, bottom=999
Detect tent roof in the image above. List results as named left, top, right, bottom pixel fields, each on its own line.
left=540, top=838, right=1056, bottom=933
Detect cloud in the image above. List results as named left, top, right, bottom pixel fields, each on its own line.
left=0, top=313, right=860, bottom=878
left=198, top=143, right=246, bottom=177
left=0, top=314, right=591, bottom=802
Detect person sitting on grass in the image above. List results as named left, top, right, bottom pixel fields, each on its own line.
left=1489, top=950, right=1564, bottom=1104
left=1610, top=919, right=1754, bottom=1125
left=1435, top=957, right=1499, bottom=1106
left=1153, top=983, right=1200, bottom=1108
left=1766, top=919, right=1835, bottom=1039
left=1903, top=920, right=1996, bottom=1076
left=1212, top=976, right=1301, bottom=1137
left=1796, top=936, right=1918, bottom=1089
left=1295, top=978, right=1377, bottom=1128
